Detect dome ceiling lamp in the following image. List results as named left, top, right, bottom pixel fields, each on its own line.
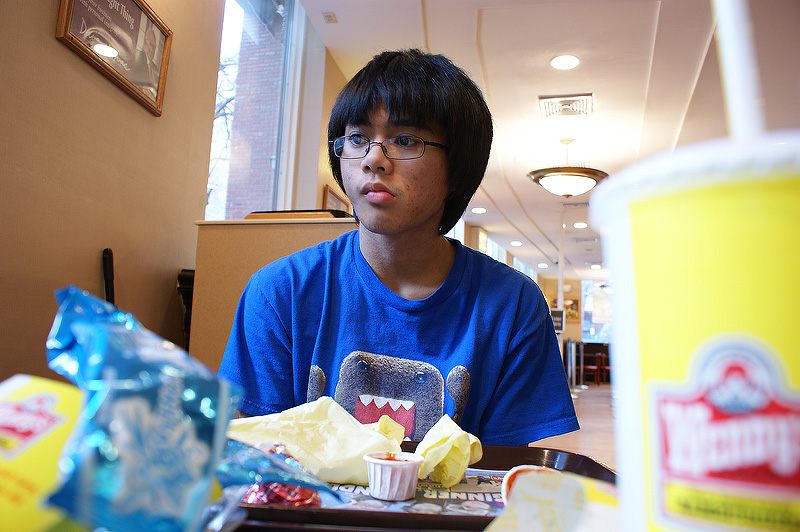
left=528, top=138, right=607, bottom=197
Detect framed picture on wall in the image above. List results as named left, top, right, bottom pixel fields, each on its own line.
left=323, top=185, right=351, bottom=213
left=565, top=299, right=580, bottom=322
left=56, top=0, right=172, bottom=116
left=550, top=297, right=580, bottom=323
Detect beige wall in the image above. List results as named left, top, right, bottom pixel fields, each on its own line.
left=538, top=277, right=583, bottom=342
left=0, top=1, right=225, bottom=381
left=316, top=49, right=348, bottom=208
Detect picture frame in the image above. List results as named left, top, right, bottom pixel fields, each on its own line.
left=565, top=298, right=580, bottom=322
left=550, top=297, right=580, bottom=323
left=323, top=185, right=351, bottom=213
left=56, top=0, right=172, bottom=116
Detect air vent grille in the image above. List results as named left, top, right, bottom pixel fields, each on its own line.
left=563, top=202, right=590, bottom=209
left=539, top=94, right=593, bottom=117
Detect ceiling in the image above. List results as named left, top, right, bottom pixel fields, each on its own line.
left=296, top=0, right=800, bottom=281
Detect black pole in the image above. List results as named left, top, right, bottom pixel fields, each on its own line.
left=102, top=248, right=114, bottom=304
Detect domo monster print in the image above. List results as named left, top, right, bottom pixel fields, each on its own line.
left=307, top=351, right=470, bottom=441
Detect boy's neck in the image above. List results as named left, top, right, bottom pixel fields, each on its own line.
left=358, top=228, right=456, bottom=300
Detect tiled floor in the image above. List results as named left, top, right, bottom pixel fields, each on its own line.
left=531, top=383, right=616, bottom=471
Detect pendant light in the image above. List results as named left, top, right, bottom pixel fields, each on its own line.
left=528, top=138, right=607, bottom=197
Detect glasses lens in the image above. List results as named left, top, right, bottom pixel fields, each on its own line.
left=333, top=134, right=426, bottom=159
left=335, top=134, right=368, bottom=158
left=383, top=135, right=424, bottom=159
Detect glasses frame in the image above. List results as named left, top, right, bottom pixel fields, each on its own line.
left=329, top=133, right=448, bottom=160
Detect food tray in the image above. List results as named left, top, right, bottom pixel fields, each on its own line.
left=238, top=445, right=616, bottom=531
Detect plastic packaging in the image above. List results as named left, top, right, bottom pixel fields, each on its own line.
left=216, top=439, right=338, bottom=503
left=45, top=286, right=242, bottom=532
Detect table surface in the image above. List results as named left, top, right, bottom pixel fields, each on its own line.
left=235, top=444, right=616, bottom=532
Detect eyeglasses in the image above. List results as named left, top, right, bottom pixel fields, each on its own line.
left=330, top=133, right=448, bottom=160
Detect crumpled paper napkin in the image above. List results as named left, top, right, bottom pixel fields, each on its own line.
left=414, top=415, right=482, bottom=488
left=227, top=397, right=402, bottom=485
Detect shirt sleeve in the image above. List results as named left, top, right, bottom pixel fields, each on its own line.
left=477, top=282, right=580, bottom=445
left=217, top=270, right=296, bottom=416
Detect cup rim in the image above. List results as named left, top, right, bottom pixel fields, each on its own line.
left=363, top=451, right=424, bottom=464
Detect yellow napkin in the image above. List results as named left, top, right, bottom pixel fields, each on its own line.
left=414, top=415, right=482, bottom=487
left=226, top=397, right=401, bottom=485
left=365, top=414, right=406, bottom=444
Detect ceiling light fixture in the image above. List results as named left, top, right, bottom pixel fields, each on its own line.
left=537, top=263, right=548, bottom=269
left=550, top=54, right=580, bottom=70
left=471, top=207, right=487, bottom=214
left=573, top=222, right=588, bottom=229
left=528, top=138, right=607, bottom=197
left=510, top=241, right=522, bottom=247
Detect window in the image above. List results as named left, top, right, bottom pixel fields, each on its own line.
left=512, top=256, right=536, bottom=281
left=581, top=279, right=613, bottom=343
left=473, top=227, right=507, bottom=263
left=206, top=0, right=294, bottom=220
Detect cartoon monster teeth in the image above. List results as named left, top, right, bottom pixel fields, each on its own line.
left=355, top=394, right=416, bottom=438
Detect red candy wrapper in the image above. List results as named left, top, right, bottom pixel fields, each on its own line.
left=233, top=441, right=324, bottom=507
left=242, top=482, right=321, bottom=507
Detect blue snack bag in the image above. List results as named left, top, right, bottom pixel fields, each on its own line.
left=45, top=286, right=242, bottom=532
left=216, top=439, right=339, bottom=498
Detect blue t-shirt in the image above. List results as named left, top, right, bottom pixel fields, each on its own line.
left=218, top=230, right=578, bottom=445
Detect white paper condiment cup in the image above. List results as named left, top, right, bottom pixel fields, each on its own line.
left=363, top=451, right=424, bottom=501
left=500, top=464, right=557, bottom=505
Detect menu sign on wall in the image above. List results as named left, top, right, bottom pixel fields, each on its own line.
left=551, top=310, right=564, bottom=333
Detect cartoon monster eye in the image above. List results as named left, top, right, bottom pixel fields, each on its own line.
left=356, top=360, right=369, bottom=374
left=414, top=371, right=428, bottom=383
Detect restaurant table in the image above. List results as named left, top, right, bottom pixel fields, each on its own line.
left=235, top=443, right=616, bottom=532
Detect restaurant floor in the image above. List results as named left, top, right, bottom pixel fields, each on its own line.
left=531, top=383, right=616, bottom=471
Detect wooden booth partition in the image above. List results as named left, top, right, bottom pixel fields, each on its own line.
left=190, top=218, right=357, bottom=372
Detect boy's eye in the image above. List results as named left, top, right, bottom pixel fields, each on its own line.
left=347, top=134, right=369, bottom=146
left=393, top=134, right=419, bottom=147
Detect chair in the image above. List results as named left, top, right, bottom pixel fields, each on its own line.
left=176, top=269, right=194, bottom=350
left=586, top=352, right=611, bottom=384
left=582, top=353, right=601, bottom=384
left=580, top=343, right=610, bottom=384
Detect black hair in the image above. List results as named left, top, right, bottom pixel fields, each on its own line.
left=327, top=49, right=493, bottom=234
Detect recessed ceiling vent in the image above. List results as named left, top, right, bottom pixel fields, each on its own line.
left=563, top=202, right=590, bottom=209
left=539, top=94, right=593, bottom=117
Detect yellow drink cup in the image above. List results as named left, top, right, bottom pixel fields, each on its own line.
left=589, top=131, right=800, bottom=532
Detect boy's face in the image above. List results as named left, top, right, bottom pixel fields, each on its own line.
left=340, top=106, right=450, bottom=240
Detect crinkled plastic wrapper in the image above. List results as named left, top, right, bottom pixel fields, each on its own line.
left=243, top=482, right=320, bottom=507
left=45, top=286, right=242, bottom=532
left=216, top=440, right=338, bottom=507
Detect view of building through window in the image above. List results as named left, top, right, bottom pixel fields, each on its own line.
left=581, top=279, right=613, bottom=343
left=206, top=0, right=293, bottom=220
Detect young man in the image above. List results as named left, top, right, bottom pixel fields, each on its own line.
left=218, top=49, right=578, bottom=445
